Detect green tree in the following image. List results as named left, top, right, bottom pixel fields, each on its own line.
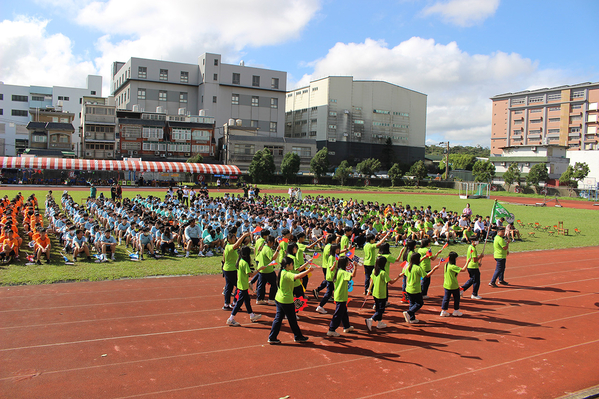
left=356, top=158, right=382, bottom=177
left=388, top=163, right=403, bottom=187
left=280, top=152, right=301, bottom=184
left=248, top=148, right=276, bottom=184
left=439, top=154, right=477, bottom=172
left=472, top=160, right=496, bottom=183
left=186, top=153, right=203, bottom=163
left=408, top=160, right=428, bottom=180
left=380, top=137, right=394, bottom=170
left=333, top=160, right=352, bottom=186
left=310, top=147, right=329, bottom=179
left=525, top=163, right=549, bottom=193
left=559, top=162, right=590, bottom=196
left=502, top=162, right=521, bottom=191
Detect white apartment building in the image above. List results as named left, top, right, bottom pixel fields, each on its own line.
left=285, top=76, right=427, bottom=166
left=110, top=53, right=286, bottom=140
left=0, top=76, right=102, bottom=156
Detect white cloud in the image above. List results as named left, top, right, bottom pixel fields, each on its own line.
left=293, top=37, right=570, bottom=146
left=0, top=16, right=96, bottom=88
left=421, top=0, right=500, bottom=27
left=1, top=1, right=321, bottom=94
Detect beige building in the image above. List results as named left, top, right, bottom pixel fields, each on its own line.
left=81, top=96, right=117, bottom=159
left=491, top=82, right=599, bottom=155
left=25, top=107, right=76, bottom=157
left=285, top=76, right=426, bottom=166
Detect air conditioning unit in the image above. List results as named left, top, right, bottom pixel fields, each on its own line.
left=525, top=162, right=530, bottom=167
left=355, top=132, right=361, bottom=137
left=531, top=146, right=537, bottom=151
left=155, top=151, right=160, bottom=155
left=133, top=151, right=138, bottom=154
left=106, top=152, right=113, bottom=157
left=85, top=152, right=93, bottom=157
left=185, top=153, right=190, bottom=156
left=178, top=108, right=186, bottom=115
left=168, top=153, right=173, bottom=156
left=160, top=154, right=166, bottom=157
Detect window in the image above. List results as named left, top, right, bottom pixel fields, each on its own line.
left=91, top=91, right=96, bottom=95
left=231, top=94, right=239, bottom=105
left=172, top=128, right=191, bottom=141
left=530, top=109, right=542, bottom=113
left=159, top=91, right=167, bottom=101
left=179, top=92, right=187, bottom=103
left=354, top=119, right=364, bottom=124
left=0, top=94, right=3, bottom=100
left=571, top=90, right=584, bottom=99
left=309, top=131, right=317, bottom=136
left=572, top=104, right=582, bottom=110
left=547, top=129, right=561, bottom=134
left=530, top=118, right=542, bottom=123
left=63, top=96, right=69, bottom=101
left=291, top=147, right=311, bottom=157
left=514, top=110, right=523, bottom=114
left=251, top=96, right=259, bottom=107
left=529, top=96, right=543, bottom=103
left=330, top=99, right=337, bottom=103
left=393, top=124, right=409, bottom=129
left=393, top=112, right=409, bottom=116
left=548, top=118, right=560, bottom=123
left=312, top=87, right=318, bottom=92
left=547, top=93, right=561, bottom=101
left=212, top=96, right=217, bottom=103
left=214, top=59, right=218, bottom=66
left=549, top=107, right=561, bottom=112
left=570, top=127, right=581, bottom=133
left=250, top=120, right=258, bottom=127
left=511, top=98, right=525, bottom=105
left=271, top=78, right=279, bottom=89
left=264, top=145, right=283, bottom=156
left=33, top=135, right=48, bottom=143
left=512, top=129, right=522, bottom=135
left=269, top=122, right=277, bottom=133
left=252, top=75, right=260, bottom=87
left=31, top=96, right=44, bottom=101
left=192, top=130, right=210, bottom=141
left=138, top=89, right=146, bottom=100
left=138, top=67, right=147, bottom=79
left=12, top=95, right=28, bottom=102
left=180, top=71, right=189, bottom=83
left=373, top=122, right=390, bottom=126
left=328, top=125, right=336, bottom=129
left=270, top=98, right=278, bottom=109
left=213, top=73, right=218, bottom=81
left=11, top=110, right=28, bottom=117
left=373, top=109, right=390, bottom=114
left=159, top=69, right=168, bottom=81
left=529, top=129, right=542, bottom=135
left=232, top=73, right=240, bottom=85
left=234, top=144, right=255, bottom=154
left=0, top=109, right=2, bottom=115
left=329, top=111, right=337, bottom=116
left=192, top=145, right=210, bottom=153
left=570, top=115, right=582, bottom=122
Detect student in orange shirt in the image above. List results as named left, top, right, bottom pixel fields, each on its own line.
left=0, top=230, right=19, bottom=263
left=35, top=228, right=51, bottom=264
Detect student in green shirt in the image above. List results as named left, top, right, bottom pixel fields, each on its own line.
left=461, top=240, right=484, bottom=299
left=490, top=227, right=509, bottom=287
left=401, top=252, right=440, bottom=324
left=256, top=236, right=280, bottom=305
left=296, top=232, right=324, bottom=292
left=226, top=246, right=269, bottom=326
left=363, top=231, right=391, bottom=295
left=365, top=256, right=401, bottom=331
left=314, top=244, right=340, bottom=314
left=440, top=251, right=469, bottom=317
left=326, top=256, right=358, bottom=337
left=222, top=231, right=251, bottom=310
left=268, top=257, right=314, bottom=344
left=417, top=238, right=445, bottom=299
left=313, top=234, right=336, bottom=298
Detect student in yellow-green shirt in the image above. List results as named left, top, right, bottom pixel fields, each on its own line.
left=362, top=231, right=391, bottom=295
left=490, top=227, right=509, bottom=287
left=256, top=236, right=280, bottom=305
left=327, top=256, right=358, bottom=337
left=226, top=246, right=269, bottom=326
left=401, top=252, right=440, bottom=324
left=313, top=234, right=336, bottom=298
left=268, top=256, right=314, bottom=344
left=315, top=244, right=340, bottom=314
left=222, top=231, right=251, bottom=310
left=461, top=239, right=484, bottom=299
left=365, top=256, right=401, bottom=331
left=440, top=251, right=469, bottom=317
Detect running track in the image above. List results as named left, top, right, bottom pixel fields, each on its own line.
left=1, top=247, right=598, bottom=398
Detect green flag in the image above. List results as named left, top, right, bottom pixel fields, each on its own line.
left=492, top=201, right=514, bottom=223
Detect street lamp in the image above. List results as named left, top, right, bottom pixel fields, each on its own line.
left=439, top=141, right=450, bottom=180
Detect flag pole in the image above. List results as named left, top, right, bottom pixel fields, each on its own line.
left=481, top=199, right=497, bottom=255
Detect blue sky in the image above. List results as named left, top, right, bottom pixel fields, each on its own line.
left=1, top=0, right=598, bottom=147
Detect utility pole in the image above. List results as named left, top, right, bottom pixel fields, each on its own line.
left=439, top=141, right=450, bottom=180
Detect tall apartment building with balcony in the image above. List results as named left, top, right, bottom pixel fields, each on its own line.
left=117, top=108, right=215, bottom=161
left=110, top=54, right=286, bottom=140
left=285, top=76, right=426, bottom=166
left=25, top=107, right=75, bottom=157
left=491, top=82, right=599, bottom=155
left=81, top=96, right=117, bottom=159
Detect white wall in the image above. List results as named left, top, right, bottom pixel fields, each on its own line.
left=567, top=150, right=599, bottom=187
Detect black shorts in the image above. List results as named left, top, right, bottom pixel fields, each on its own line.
left=190, top=237, right=200, bottom=246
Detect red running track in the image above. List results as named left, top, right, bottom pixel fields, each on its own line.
left=1, top=247, right=598, bottom=398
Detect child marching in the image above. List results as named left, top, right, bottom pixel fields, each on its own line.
left=365, top=256, right=401, bottom=331
left=402, top=253, right=440, bottom=324
left=327, top=256, right=358, bottom=337
left=440, top=251, right=469, bottom=317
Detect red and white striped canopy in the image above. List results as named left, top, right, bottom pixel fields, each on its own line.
left=0, top=157, right=241, bottom=175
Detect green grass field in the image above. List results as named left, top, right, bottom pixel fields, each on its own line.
left=0, top=186, right=594, bottom=285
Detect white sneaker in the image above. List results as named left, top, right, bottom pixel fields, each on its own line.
left=471, top=294, right=482, bottom=300
left=226, top=318, right=240, bottom=326
left=198, top=252, right=205, bottom=257
left=376, top=321, right=387, bottom=329
left=440, top=310, right=451, bottom=317
left=372, top=304, right=376, bottom=310
left=409, top=319, right=420, bottom=324
left=185, top=252, right=190, bottom=258
left=111, top=253, right=115, bottom=260
left=386, top=301, right=391, bottom=307
left=343, top=326, right=355, bottom=333
left=459, top=289, right=464, bottom=297
left=452, top=310, right=463, bottom=317
left=403, top=311, right=410, bottom=323
left=267, top=300, right=276, bottom=305
left=206, top=251, right=214, bottom=257
left=422, top=295, right=430, bottom=300
left=327, top=330, right=340, bottom=337
left=256, top=300, right=268, bottom=305
left=365, top=318, right=373, bottom=331
left=295, top=314, right=300, bottom=320
left=315, top=306, right=327, bottom=314
left=434, top=241, right=440, bottom=246
left=250, top=313, right=262, bottom=322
